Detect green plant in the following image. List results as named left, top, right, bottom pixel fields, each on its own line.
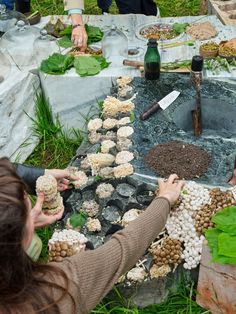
left=25, top=92, right=83, bottom=169
left=93, top=279, right=209, bottom=314
left=35, top=226, right=54, bottom=261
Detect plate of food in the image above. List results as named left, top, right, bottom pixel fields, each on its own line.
left=186, top=22, right=218, bottom=40
left=136, top=23, right=185, bottom=42
left=218, top=38, right=236, bottom=61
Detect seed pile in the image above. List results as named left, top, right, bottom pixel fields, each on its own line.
left=48, top=229, right=87, bottom=262
left=36, top=175, right=64, bottom=215
left=144, top=141, right=211, bottom=179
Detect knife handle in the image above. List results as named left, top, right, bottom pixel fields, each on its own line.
left=140, top=102, right=160, bottom=121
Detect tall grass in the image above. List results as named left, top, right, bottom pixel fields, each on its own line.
left=93, top=281, right=209, bottom=314
left=25, top=92, right=83, bottom=169
left=31, top=0, right=201, bottom=17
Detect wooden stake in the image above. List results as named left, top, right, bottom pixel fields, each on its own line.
left=192, top=108, right=202, bottom=136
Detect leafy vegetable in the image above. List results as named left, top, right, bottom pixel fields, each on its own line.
left=74, top=56, right=110, bottom=77
left=218, top=233, right=236, bottom=257
left=59, top=25, right=72, bottom=37
left=172, top=22, right=189, bottom=34
left=58, top=36, right=73, bottom=48
left=69, top=212, right=87, bottom=229
left=204, top=57, right=236, bottom=75
left=212, top=206, right=236, bottom=235
left=58, top=24, right=104, bottom=48
left=40, top=53, right=74, bottom=75
left=205, top=228, right=236, bottom=264
left=161, top=60, right=191, bottom=70
left=205, top=206, right=236, bottom=265
left=85, top=24, right=104, bottom=45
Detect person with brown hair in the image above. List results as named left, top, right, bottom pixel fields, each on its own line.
left=0, top=157, right=184, bottom=313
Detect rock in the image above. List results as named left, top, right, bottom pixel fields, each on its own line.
left=197, top=244, right=236, bottom=313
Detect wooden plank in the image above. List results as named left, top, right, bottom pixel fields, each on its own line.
left=197, top=244, right=236, bottom=314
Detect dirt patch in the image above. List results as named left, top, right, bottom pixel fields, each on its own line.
left=144, top=141, right=211, bottom=179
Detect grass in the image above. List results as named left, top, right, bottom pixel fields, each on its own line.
left=25, top=92, right=83, bottom=169
left=92, top=281, right=209, bottom=314
left=31, top=0, right=201, bottom=17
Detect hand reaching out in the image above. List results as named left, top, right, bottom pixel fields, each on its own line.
left=157, top=174, right=185, bottom=206
left=72, top=25, right=87, bottom=51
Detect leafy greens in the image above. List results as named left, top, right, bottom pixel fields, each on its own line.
left=172, top=22, right=189, bottom=34
left=58, top=24, right=104, bottom=48
left=205, top=206, right=236, bottom=265
left=74, top=56, right=110, bottom=77
left=40, top=53, right=74, bottom=75
left=69, top=212, right=87, bottom=229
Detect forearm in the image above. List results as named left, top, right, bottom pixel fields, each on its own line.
left=57, top=197, right=170, bottom=312
left=15, top=163, right=45, bottom=194
left=64, top=0, right=84, bottom=11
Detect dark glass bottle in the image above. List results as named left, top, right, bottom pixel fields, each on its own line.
left=144, top=38, right=161, bottom=80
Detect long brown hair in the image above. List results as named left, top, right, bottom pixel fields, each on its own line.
left=0, top=157, right=75, bottom=313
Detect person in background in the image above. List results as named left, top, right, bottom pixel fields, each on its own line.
left=0, top=157, right=184, bottom=313
left=64, top=0, right=87, bottom=51
left=64, top=0, right=158, bottom=51
left=97, top=0, right=112, bottom=14
left=0, top=0, right=30, bottom=13
left=115, top=0, right=157, bottom=15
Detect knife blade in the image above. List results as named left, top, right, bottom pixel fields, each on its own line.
left=140, top=90, right=180, bottom=121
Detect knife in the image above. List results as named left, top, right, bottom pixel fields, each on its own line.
left=140, top=90, right=180, bottom=121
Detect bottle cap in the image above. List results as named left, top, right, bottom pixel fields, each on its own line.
left=147, top=38, right=158, bottom=47
left=191, top=55, right=203, bottom=72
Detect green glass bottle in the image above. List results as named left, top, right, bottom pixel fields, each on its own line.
left=144, top=38, right=161, bottom=80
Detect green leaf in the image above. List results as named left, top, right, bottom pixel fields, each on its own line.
left=130, top=111, right=135, bottom=123
left=69, top=212, right=87, bottom=228
left=95, top=175, right=104, bottom=182
left=58, top=24, right=103, bottom=47
left=40, top=53, right=74, bottom=75
left=212, top=206, right=236, bottom=235
left=205, top=228, right=236, bottom=264
left=97, top=100, right=104, bottom=109
left=74, top=56, right=110, bottom=77
left=59, top=25, right=72, bottom=37
left=172, top=22, right=189, bottom=34
left=58, top=35, right=73, bottom=48
left=85, top=24, right=104, bottom=45
left=218, top=232, right=236, bottom=257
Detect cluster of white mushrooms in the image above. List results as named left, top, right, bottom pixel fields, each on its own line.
left=84, top=76, right=135, bottom=180
left=36, top=175, right=64, bottom=215
left=48, top=229, right=88, bottom=262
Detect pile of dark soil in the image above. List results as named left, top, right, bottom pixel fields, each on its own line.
left=144, top=141, right=211, bottom=179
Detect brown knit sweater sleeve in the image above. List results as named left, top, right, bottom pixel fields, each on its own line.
left=54, top=197, right=170, bottom=313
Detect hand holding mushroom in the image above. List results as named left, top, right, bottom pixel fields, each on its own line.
left=157, top=174, right=185, bottom=206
